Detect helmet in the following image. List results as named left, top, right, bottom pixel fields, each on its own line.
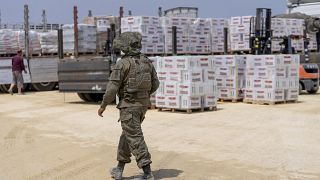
left=113, top=32, right=142, bottom=55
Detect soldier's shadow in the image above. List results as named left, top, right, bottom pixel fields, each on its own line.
left=124, top=169, right=183, bottom=179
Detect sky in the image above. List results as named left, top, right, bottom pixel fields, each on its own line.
left=0, top=0, right=287, bottom=24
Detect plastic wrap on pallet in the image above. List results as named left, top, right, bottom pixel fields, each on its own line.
left=213, top=55, right=247, bottom=100
left=14, top=30, right=41, bottom=55
left=229, top=16, right=253, bottom=52
left=121, top=16, right=164, bottom=54
left=62, top=24, right=97, bottom=53
left=211, top=18, right=230, bottom=53
left=155, top=55, right=217, bottom=110
left=0, top=30, right=19, bottom=54
left=245, top=54, right=300, bottom=103
left=38, top=31, right=58, bottom=54
left=160, top=17, right=211, bottom=54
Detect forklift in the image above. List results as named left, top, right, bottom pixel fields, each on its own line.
left=250, top=8, right=319, bottom=94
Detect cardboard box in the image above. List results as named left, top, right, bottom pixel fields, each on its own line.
left=178, top=83, right=204, bottom=96
left=180, top=96, right=202, bottom=109
left=285, top=89, right=299, bottom=101
left=203, top=94, right=218, bottom=107
left=156, top=94, right=166, bottom=107
left=166, top=96, right=180, bottom=109
left=164, top=82, right=177, bottom=96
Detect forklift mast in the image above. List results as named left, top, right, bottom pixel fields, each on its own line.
left=250, top=8, right=272, bottom=55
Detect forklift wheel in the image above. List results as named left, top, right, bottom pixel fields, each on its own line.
left=307, top=87, right=319, bottom=94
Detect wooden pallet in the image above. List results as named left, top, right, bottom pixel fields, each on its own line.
left=0, top=53, right=16, bottom=57
left=243, top=99, right=298, bottom=105
left=158, top=106, right=217, bottom=114
left=218, top=98, right=243, bottom=103
left=64, top=52, right=96, bottom=57
left=148, top=105, right=157, bottom=110
left=41, top=53, right=58, bottom=56
left=211, top=52, right=226, bottom=55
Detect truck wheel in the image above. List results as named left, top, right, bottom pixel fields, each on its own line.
left=0, top=85, right=7, bottom=93
left=77, top=93, right=89, bottom=101
left=307, top=87, right=319, bottom=94
left=31, top=82, right=57, bottom=91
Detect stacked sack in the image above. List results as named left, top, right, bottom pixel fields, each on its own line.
left=245, top=55, right=300, bottom=103
left=15, top=30, right=41, bottom=54
left=38, top=31, right=58, bottom=54
left=160, top=17, right=211, bottom=54
left=62, top=24, right=97, bottom=53
left=0, top=30, right=19, bottom=54
left=213, top=55, right=246, bottom=100
left=121, top=16, right=164, bottom=54
left=229, top=16, right=252, bottom=51
left=155, top=56, right=217, bottom=110
left=210, top=18, right=230, bottom=53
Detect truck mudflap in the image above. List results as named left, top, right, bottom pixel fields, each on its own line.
left=58, top=57, right=110, bottom=93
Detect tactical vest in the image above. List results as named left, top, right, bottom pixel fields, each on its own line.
left=123, top=55, right=152, bottom=103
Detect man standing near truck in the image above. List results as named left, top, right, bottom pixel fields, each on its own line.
left=8, top=50, right=27, bottom=95
left=98, top=32, right=159, bottom=180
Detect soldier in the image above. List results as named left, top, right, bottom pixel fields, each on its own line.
left=98, top=32, right=159, bottom=180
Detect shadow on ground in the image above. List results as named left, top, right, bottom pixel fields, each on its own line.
left=124, top=169, right=183, bottom=179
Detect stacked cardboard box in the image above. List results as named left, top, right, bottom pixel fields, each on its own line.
left=155, top=56, right=217, bottom=110
left=62, top=24, right=97, bottom=53
left=271, top=18, right=305, bottom=52
left=210, top=18, right=230, bottom=53
left=149, top=56, right=158, bottom=107
left=96, top=19, right=109, bottom=53
left=229, top=16, right=252, bottom=51
left=121, top=16, right=164, bottom=54
left=245, top=55, right=300, bottom=103
left=160, top=17, right=211, bottom=54
left=308, top=33, right=318, bottom=51
left=213, top=55, right=246, bottom=100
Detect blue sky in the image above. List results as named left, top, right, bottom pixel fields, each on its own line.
left=0, top=0, right=287, bottom=24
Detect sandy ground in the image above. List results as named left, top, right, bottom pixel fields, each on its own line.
left=0, top=91, right=320, bottom=180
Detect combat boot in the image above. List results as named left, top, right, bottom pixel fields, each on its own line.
left=110, top=162, right=125, bottom=180
left=134, top=164, right=154, bottom=180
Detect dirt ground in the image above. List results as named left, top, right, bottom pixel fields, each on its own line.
left=0, top=91, right=320, bottom=180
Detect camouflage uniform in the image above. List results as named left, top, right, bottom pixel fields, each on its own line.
left=101, top=32, right=159, bottom=169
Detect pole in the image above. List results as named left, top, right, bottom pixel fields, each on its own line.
left=172, top=26, right=177, bottom=55
left=119, top=6, right=124, bottom=35
left=158, top=7, right=162, bottom=17
left=316, top=31, right=320, bottom=52
left=42, top=9, right=47, bottom=32
left=73, top=6, right=78, bottom=58
left=24, top=5, right=31, bottom=78
left=223, top=27, right=228, bottom=54
left=58, top=29, right=64, bottom=59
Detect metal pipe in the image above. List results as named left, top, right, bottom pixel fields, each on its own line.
left=24, top=5, right=30, bottom=59
left=172, top=26, right=177, bottom=55
left=119, top=6, right=124, bottom=34
left=223, top=27, right=228, bottom=54
left=73, top=6, right=79, bottom=58
left=317, top=31, right=320, bottom=52
left=58, top=29, right=64, bottom=59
